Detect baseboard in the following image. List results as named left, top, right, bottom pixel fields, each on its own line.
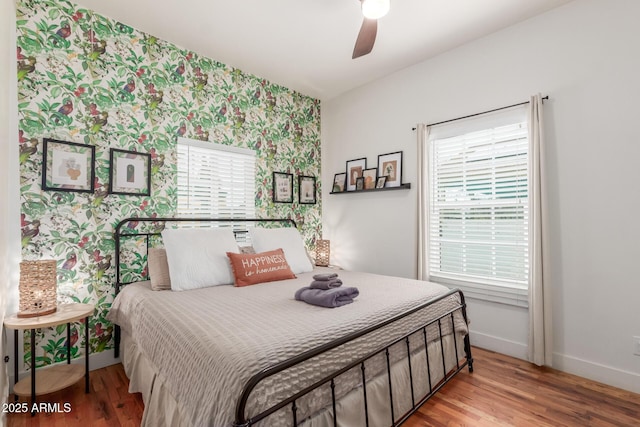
left=469, top=330, right=529, bottom=361
left=469, top=331, right=640, bottom=394
left=8, top=350, right=120, bottom=393
left=552, top=352, right=640, bottom=394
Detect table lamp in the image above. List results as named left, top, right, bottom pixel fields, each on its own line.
left=315, top=240, right=330, bottom=267
left=18, top=260, right=57, bottom=318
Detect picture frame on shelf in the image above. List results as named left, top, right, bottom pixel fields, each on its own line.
left=273, top=171, right=293, bottom=203
left=42, top=138, right=95, bottom=193
left=332, top=173, right=346, bottom=193
left=375, top=176, right=388, bottom=189
left=109, top=148, right=151, bottom=196
left=346, top=157, right=367, bottom=191
left=362, top=168, right=377, bottom=190
left=377, top=151, right=403, bottom=188
left=299, top=175, right=316, bottom=204
left=355, top=177, right=364, bottom=191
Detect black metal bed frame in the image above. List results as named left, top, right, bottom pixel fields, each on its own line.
left=112, top=217, right=474, bottom=427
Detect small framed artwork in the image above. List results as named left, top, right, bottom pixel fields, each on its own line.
left=42, top=138, right=95, bottom=193
left=109, top=148, right=151, bottom=196
left=362, top=168, right=377, bottom=190
left=375, top=176, right=387, bottom=189
left=273, top=171, right=293, bottom=203
left=377, top=151, right=403, bottom=188
left=346, top=157, right=367, bottom=191
left=355, top=177, right=364, bottom=191
left=299, top=175, right=316, bottom=204
left=332, top=173, right=346, bottom=193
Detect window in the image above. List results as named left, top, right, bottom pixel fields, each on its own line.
left=427, top=106, right=529, bottom=306
left=177, top=137, right=256, bottom=222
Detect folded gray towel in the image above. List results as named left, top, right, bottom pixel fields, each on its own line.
left=310, top=278, right=343, bottom=290
left=295, top=286, right=359, bottom=308
left=312, top=272, right=339, bottom=281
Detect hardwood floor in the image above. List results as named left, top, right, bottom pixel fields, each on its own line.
left=7, top=360, right=143, bottom=427
left=7, top=347, right=640, bottom=426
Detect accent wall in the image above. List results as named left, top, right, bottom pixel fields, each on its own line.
left=16, top=0, right=321, bottom=368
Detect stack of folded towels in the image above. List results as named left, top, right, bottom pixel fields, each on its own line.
left=295, top=272, right=359, bottom=308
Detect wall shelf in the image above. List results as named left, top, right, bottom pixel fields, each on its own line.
left=330, top=183, right=411, bottom=195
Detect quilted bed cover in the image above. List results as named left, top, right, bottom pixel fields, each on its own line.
left=108, top=268, right=468, bottom=426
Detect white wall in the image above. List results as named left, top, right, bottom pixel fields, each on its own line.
left=2, top=0, right=21, bottom=409
left=322, top=0, right=640, bottom=393
left=0, top=1, right=9, bottom=415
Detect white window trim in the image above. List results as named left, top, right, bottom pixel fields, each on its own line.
left=425, top=105, right=530, bottom=307
left=177, top=137, right=256, bottom=222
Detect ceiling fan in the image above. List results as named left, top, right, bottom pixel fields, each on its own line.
left=352, top=0, right=390, bottom=59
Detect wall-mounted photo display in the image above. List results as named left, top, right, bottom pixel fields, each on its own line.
left=332, top=173, right=346, bottom=193
left=109, top=148, right=151, bottom=196
left=273, top=171, right=294, bottom=203
left=346, top=157, right=367, bottom=191
left=355, top=177, right=365, bottom=191
left=377, top=151, right=403, bottom=188
left=299, top=175, right=316, bottom=204
left=42, top=138, right=95, bottom=193
left=362, top=168, right=377, bottom=190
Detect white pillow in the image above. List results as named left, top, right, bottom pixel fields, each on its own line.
left=249, top=227, right=314, bottom=274
left=161, top=228, right=238, bottom=290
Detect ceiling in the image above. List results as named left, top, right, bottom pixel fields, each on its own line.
left=74, top=0, right=572, bottom=100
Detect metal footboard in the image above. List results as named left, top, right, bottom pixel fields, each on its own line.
left=233, top=288, right=473, bottom=427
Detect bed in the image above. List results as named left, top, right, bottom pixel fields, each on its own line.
left=108, top=217, right=473, bottom=427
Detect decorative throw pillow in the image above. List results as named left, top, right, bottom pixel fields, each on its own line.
left=148, top=248, right=171, bottom=291
left=248, top=227, right=314, bottom=274
left=226, top=248, right=296, bottom=287
left=161, top=228, right=238, bottom=290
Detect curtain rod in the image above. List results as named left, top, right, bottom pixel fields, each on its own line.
left=411, top=95, right=549, bottom=131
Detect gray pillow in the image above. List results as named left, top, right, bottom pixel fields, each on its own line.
left=148, top=248, right=171, bottom=291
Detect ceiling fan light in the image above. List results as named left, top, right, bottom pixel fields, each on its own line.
left=362, top=0, right=390, bottom=20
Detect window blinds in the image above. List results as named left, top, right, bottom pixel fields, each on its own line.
left=428, top=108, right=529, bottom=306
left=177, top=138, right=256, bottom=221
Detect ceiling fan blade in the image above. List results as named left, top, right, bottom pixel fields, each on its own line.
left=352, top=18, right=377, bottom=59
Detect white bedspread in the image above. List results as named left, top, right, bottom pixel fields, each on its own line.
left=108, top=268, right=468, bottom=427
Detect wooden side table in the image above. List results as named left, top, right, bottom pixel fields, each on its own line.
left=4, top=303, right=94, bottom=414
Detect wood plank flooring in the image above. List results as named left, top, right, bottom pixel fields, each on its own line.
left=7, top=347, right=640, bottom=426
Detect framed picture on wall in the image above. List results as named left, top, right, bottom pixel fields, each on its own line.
left=298, top=175, right=316, bottom=204
left=332, top=173, right=346, bottom=193
left=273, top=171, right=293, bottom=203
left=375, top=176, right=387, bottom=189
left=362, top=168, right=377, bottom=190
left=377, top=151, right=403, bottom=188
left=42, top=138, right=95, bottom=193
left=355, top=177, right=364, bottom=191
left=109, top=148, right=151, bottom=196
left=346, top=157, right=367, bottom=191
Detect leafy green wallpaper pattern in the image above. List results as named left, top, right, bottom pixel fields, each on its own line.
left=17, top=0, right=321, bottom=368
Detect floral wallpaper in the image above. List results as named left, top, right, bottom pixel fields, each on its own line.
left=16, top=0, right=321, bottom=368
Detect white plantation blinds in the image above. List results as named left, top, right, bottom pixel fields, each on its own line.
left=177, top=138, right=256, bottom=219
left=427, top=106, right=529, bottom=306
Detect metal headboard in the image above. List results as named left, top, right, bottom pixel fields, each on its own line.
left=114, top=217, right=297, bottom=294
left=113, top=217, right=297, bottom=358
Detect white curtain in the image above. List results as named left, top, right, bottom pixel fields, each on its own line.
left=528, top=93, right=552, bottom=366
left=416, top=123, right=430, bottom=280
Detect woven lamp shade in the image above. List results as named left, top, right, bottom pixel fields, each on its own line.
left=18, top=260, right=58, bottom=318
left=315, top=240, right=330, bottom=267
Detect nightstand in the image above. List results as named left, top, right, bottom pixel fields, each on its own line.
left=4, top=303, right=94, bottom=414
